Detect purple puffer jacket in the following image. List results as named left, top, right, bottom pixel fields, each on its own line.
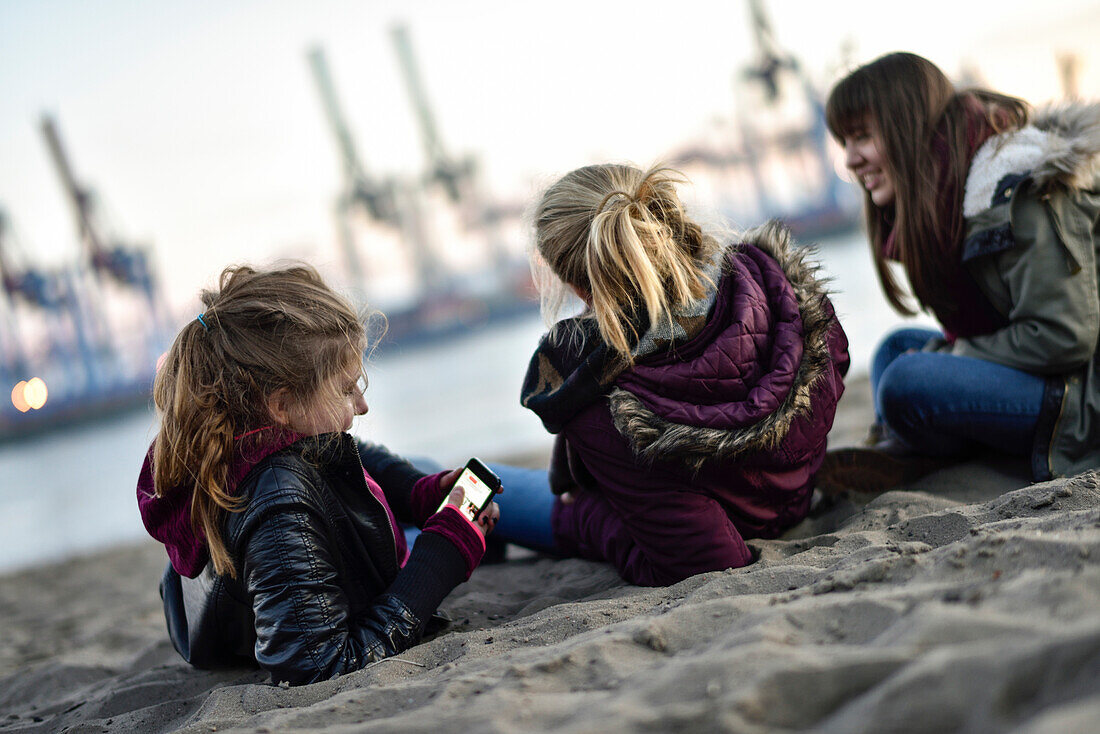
left=546, top=223, right=849, bottom=586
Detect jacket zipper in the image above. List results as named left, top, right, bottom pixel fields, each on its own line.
left=349, top=437, right=401, bottom=576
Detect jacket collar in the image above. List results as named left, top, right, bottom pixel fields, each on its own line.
left=520, top=247, right=723, bottom=434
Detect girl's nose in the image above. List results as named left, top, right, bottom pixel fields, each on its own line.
left=844, top=143, right=862, bottom=169
left=354, top=393, right=369, bottom=415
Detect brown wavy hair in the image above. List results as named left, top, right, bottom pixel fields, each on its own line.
left=151, top=264, right=367, bottom=577
left=532, top=163, right=719, bottom=361
left=825, top=52, right=1027, bottom=317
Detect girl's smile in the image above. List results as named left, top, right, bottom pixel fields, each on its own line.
left=843, top=119, right=896, bottom=207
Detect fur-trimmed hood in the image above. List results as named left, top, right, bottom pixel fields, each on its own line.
left=609, top=221, right=843, bottom=469
left=964, top=101, right=1100, bottom=217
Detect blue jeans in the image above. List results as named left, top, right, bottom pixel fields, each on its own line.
left=403, top=458, right=557, bottom=554
left=870, top=327, right=1045, bottom=456
left=487, top=464, right=557, bottom=554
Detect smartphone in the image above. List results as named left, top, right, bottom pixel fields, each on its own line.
left=436, top=458, right=501, bottom=522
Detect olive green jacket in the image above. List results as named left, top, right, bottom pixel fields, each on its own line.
left=952, top=102, right=1100, bottom=479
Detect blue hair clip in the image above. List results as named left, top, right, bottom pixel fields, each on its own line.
left=196, top=313, right=211, bottom=333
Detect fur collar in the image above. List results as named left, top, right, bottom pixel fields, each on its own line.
left=608, top=221, right=837, bottom=470
left=964, top=101, right=1100, bottom=217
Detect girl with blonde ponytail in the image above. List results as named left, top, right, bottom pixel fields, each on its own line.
left=515, top=163, right=849, bottom=586
left=137, top=264, right=499, bottom=685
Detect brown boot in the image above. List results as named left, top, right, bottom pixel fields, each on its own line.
left=816, top=444, right=955, bottom=496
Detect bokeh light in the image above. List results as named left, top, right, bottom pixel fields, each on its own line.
left=24, top=378, right=48, bottom=410
left=11, top=381, right=30, bottom=413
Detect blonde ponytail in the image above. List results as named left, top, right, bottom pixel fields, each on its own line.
left=534, top=164, right=716, bottom=361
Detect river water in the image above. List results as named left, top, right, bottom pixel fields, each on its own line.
left=0, top=232, right=932, bottom=572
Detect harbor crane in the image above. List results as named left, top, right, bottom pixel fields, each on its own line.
left=308, top=44, right=450, bottom=298
left=0, top=206, right=106, bottom=395
left=742, top=0, right=843, bottom=213
left=389, top=24, right=474, bottom=205
left=743, top=0, right=799, bottom=103
left=0, top=209, right=31, bottom=383
left=390, top=24, right=513, bottom=276
left=1058, top=52, right=1082, bottom=99
left=308, top=47, right=399, bottom=227
left=307, top=46, right=399, bottom=294
left=666, top=0, right=857, bottom=239
left=40, top=114, right=169, bottom=349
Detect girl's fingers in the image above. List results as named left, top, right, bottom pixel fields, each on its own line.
left=439, top=468, right=463, bottom=491
left=478, top=502, right=500, bottom=532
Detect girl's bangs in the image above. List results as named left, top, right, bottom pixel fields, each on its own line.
left=825, top=73, right=873, bottom=138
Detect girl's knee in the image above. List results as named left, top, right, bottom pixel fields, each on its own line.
left=876, top=355, right=934, bottom=426
left=875, top=327, right=939, bottom=359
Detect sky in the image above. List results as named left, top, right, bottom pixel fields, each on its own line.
left=1, top=0, right=1097, bottom=312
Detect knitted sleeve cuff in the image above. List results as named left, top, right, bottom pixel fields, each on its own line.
left=420, top=505, right=486, bottom=580
left=409, top=471, right=451, bottom=527
left=386, top=531, right=469, bottom=623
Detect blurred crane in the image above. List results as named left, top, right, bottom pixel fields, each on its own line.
left=672, top=0, right=857, bottom=239
left=389, top=24, right=513, bottom=277
left=309, top=44, right=455, bottom=298
left=307, top=45, right=400, bottom=294
left=3, top=119, right=171, bottom=438
left=40, top=114, right=169, bottom=356
left=389, top=24, right=473, bottom=205
left=741, top=0, right=844, bottom=217
left=0, top=208, right=31, bottom=384
left=744, top=0, right=799, bottom=103
left=0, top=206, right=104, bottom=397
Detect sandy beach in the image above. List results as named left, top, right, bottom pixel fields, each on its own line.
left=3, top=377, right=1100, bottom=733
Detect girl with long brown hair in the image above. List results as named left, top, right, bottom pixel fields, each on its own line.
left=137, top=264, right=499, bottom=685
left=822, top=52, right=1100, bottom=488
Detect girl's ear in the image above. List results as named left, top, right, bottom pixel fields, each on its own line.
left=266, top=388, right=294, bottom=427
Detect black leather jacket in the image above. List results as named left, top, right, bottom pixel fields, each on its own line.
left=160, top=434, right=466, bottom=685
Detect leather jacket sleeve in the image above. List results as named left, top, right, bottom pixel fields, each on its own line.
left=242, top=503, right=425, bottom=686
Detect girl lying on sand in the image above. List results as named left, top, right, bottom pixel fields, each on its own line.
left=137, top=264, right=499, bottom=685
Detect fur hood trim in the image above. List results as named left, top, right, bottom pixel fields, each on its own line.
left=965, top=101, right=1100, bottom=216
left=1030, top=101, right=1100, bottom=191
left=608, top=221, right=836, bottom=470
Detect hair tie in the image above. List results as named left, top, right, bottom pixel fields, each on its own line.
left=196, top=313, right=211, bottom=333
left=596, top=190, right=634, bottom=216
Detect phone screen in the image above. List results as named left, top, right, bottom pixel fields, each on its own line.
left=437, top=464, right=495, bottom=521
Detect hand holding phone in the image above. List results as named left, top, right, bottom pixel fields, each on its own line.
left=436, top=458, right=501, bottom=523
